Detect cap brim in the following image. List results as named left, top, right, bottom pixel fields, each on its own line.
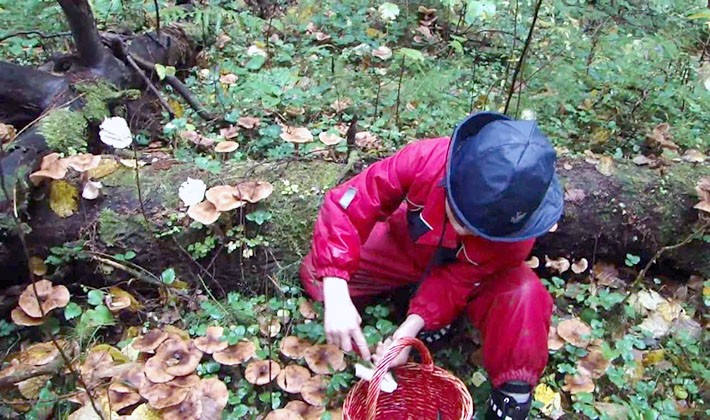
left=447, top=112, right=511, bottom=162
left=464, top=173, right=564, bottom=242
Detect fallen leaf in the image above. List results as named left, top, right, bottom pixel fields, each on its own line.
left=534, top=383, right=564, bottom=419
left=638, top=312, right=671, bottom=339
left=642, top=349, right=665, bottom=366
left=88, top=158, right=121, bottom=179
left=647, top=123, right=679, bottom=151
left=49, top=180, right=79, bottom=218
left=593, top=262, right=623, bottom=287
left=0, top=123, right=17, bottom=143
left=123, top=403, right=162, bottom=420
left=656, top=299, right=684, bottom=323
left=631, top=290, right=666, bottom=312
left=18, top=375, right=52, bottom=399
left=632, top=154, right=654, bottom=166
left=596, top=156, right=614, bottom=176
left=670, top=314, right=702, bottom=340
left=29, top=256, right=47, bottom=276
left=593, top=402, right=629, bottom=419
left=564, top=188, right=586, bottom=203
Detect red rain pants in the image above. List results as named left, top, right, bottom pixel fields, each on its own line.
left=300, top=219, right=553, bottom=388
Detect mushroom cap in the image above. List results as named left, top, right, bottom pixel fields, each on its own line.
left=140, top=381, right=190, bottom=409
left=181, top=130, right=214, bottom=147
left=116, top=363, right=146, bottom=390
left=237, top=116, right=260, bottom=129
left=205, top=186, right=245, bottom=211
left=279, top=336, right=312, bottom=359
left=298, top=301, right=317, bottom=320
left=301, top=375, right=328, bottom=406
left=81, top=180, right=102, bottom=200
left=215, top=141, right=239, bottom=153
left=144, top=352, right=175, bottom=384
left=562, top=373, right=595, bottom=394
left=213, top=340, right=257, bottom=366
left=161, top=388, right=203, bottom=420
left=571, top=258, right=589, bottom=274
left=265, top=409, right=304, bottom=420
left=372, top=46, right=393, bottom=60
left=284, top=400, right=325, bottom=420
left=18, top=280, right=70, bottom=318
left=547, top=326, right=565, bottom=351
left=234, top=181, right=274, bottom=203
left=260, top=318, right=282, bottom=337
left=219, top=73, right=238, bottom=84
left=219, top=126, right=240, bottom=140
left=108, top=382, right=141, bottom=412
left=525, top=256, right=540, bottom=269
left=556, top=318, right=592, bottom=348
left=64, top=153, right=102, bottom=172
left=29, top=153, right=68, bottom=185
left=194, top=326, right=228, bottom=354
left=187, top=200, right=222, bottom=225
left=280, top=126, right=313, bottom=144
left=244, top=360, right=281, bottom=385
left=20, top=342, right=59, bottom=366
left=153, top=338, right=203, bottom=377
left=545, top=256, right=570, bottom=274
left=11, top=307, right=45, bottom=326
left=171, top=373, right=200, bottom=388
left=318, top=131, right=343, bottom=146
left=277, top=364, right=311, bottom=393
left=196, top=378, right=229, bottom=419
left=303, top=344, right=345, bottom=375
left=132, top=329, right=169, bottom=353
left=578, top=346, right=610, bottom=378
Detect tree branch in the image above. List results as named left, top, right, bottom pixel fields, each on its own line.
left=57, top=0, right=108, bottom=68
left=504, top=0, right=543, bottom=115
left=0, top=30, right=71, bottom=43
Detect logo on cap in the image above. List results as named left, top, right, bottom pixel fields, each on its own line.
left=510, top=211, right=527, bottom=224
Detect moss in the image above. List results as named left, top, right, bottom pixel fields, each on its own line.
left=38, top=109, right=88, bottom=154
left=74, top=81, right=140, bottom=123
left=97, top=208, right=145, bottom=247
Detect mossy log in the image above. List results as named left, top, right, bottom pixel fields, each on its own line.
left=0, top=154, right=708, bottom=288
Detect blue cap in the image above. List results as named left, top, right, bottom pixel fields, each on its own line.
left=445, top=111, right=563, bottom=242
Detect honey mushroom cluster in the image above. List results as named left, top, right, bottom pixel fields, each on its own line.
left=187, top=180, right=274, bottom=225
left=11, top=280, right=70, bottom=326
left=548, top=318, right=611, bottom=395
left=29, top=152, right=105, bottom=200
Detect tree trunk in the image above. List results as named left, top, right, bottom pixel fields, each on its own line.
left=0, top=156, right=707, bottom=288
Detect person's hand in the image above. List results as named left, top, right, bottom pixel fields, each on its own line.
left=323, top=277, right=371, bottom=361
left=372, top=314, right=425, bottom=368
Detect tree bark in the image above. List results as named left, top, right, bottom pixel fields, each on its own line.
left=0, top=62, right=69, bottom=127
left=0, top=156, right=707, bottom=288
left=57, top=0, right=110, bottom=68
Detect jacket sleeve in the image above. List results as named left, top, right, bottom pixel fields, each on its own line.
left=310, top=141, right=434, bottom=281
left=407, top=239, right=535, bottom=330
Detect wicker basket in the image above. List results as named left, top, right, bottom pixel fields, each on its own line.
left=342, top=337, right=473, bottom=420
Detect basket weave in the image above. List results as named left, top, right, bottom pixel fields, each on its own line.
left=342, top=337, right=473, bottom=420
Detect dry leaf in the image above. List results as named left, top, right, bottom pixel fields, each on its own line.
left=534, top=383, right=563, bottom=419
left=647, top=123, right=679, bottom=151
left=29, top=256, right=47, bottom=276
left=596, top=156, right=614, bottom=176
left=564, top=188, right=586, bottom=203
left=593, top=262, right=622, bottom=288
left=637, top=312, right=671, bottom=339
left=0, top=123, right=17, bottom=143
left=88, top=158, right=121, bottom=179
left=632, top=154, right=654, bottom=166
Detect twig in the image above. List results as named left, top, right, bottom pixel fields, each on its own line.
left=0, top=355, right=65, bottom=388
left=131, top=144, right=150, bottom=227
left=164, top=75, right=217, bottom=120
left=0, top=30, right=71, bottom=43
left=153, top=0, right=161, bottom=37
left=504, top=0, right=543, bottom=115
left=394, top=54, right=405, bottom=127
left=622, top=222, right=709, bottom=304
left=87, top=254, right=190, bottom=298
left=125, top=55, right=174, bottom=118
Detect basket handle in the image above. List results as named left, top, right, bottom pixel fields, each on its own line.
left=365, top=337, right=434, bottom=420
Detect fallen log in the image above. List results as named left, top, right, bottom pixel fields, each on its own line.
left=0, top=154, right=707, bottom=288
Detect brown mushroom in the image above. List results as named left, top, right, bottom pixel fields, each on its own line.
left=233, top=181, right=274, bottom=203
left=265, top=409, right=304, bottom=420
left=18, top=280, right=70, bottom=318
left=545, top=256, right=570, bottom=274
left=132, top=329, right=169, bottom=353
left=578, top=346, right=610, bottom=378
left=115, top=363, right=146, bottom=391
left=298, top=301, right=317, bottom=320
left=260, top=317, right=282, bottom=337
left=219, top=126, right=240, bottom=140
left=144, top=352, right=175, bottom=384
left=205, top=186, right=245, bottom=211
left=213, top=340, right=257, bottom=366
left=171, top=373, right=200, bottom=388
left=318, top=131, right=343, bottom=146
left=152, top=338, right=203, bottom=377
left=571, top=258, right=589, bottom=274
left=196, top=378, right=229, bottom=419
left=187, top=201, right=222, bottom=225
left=284, top=400, right=325, bottom=420
left=63, top=154, right=101, bottom=172
left=215, top=141, right=239, bottom=153
left=524, top=256, right=540, bottom=269
left=280, top=127, right=312, bottom=143
left=301, top=375, right=328, bottom=406
left=280, top=336, right=312, bottom=359
left=80, top=350, right=116, bottom=388
left=244, top=360, right=281, bottom=385
left=277, top=365, right=311, bottom=393
left=557, top=318, right=592, bottom=348
left=20, top=342, right=59, bottom=366
left=108, top=382, right=141, bottom=412
left=303, top=344, right=345, bottom=374
left=237, top=116, right=260, bottom=129
left=562, top=372, right=595, bottom=394
left=161, top=387, right=203, bottom=420
left=547, top=326, right=565, bottom=351
left=29, top=153, right=69, bottom=185
left=194, top=326, right=228, bottom=354
left=140, top=381, right=190, bottom=409
left=11, top=307, right=44, bottom=326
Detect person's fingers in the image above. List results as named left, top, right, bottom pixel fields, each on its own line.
left=352, top=328, right=371, bottom=361
left=340, top=332, right=353, bottom=353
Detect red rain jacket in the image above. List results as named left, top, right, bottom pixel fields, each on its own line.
left=310, top=137, right=535, bottom=329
